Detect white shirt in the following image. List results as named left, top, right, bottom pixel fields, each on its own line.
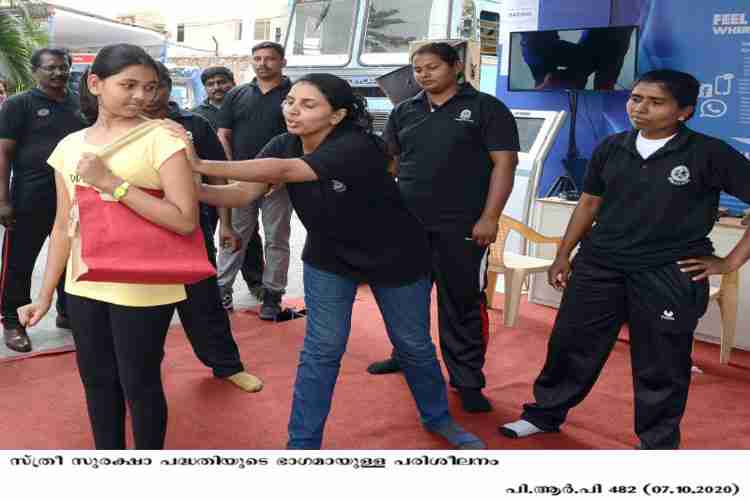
left=636, top=131, right=677, bottom=159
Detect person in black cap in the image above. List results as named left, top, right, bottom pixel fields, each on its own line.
left=367, top=42, right=520, bottom=414
left=192, top=65, right=266, bottom=313
left=142, top=61, right=263, bottom=393
left=0, top=48, right=85, bottom=352
left=165, top=73, right=486, bottom=450
left=500, top=69, right=750, bottom=449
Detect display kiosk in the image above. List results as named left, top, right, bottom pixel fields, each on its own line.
left=501, top=109, right=567, bottom=254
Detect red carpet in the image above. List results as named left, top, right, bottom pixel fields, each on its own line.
left=1, top=287, right=749, bottom=449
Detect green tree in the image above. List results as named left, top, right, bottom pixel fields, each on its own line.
left=0, top=1, right=49, bottom=91
left=365, top=3, right=409, bottom=53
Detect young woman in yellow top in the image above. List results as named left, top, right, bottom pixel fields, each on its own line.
left=18, top=44, right=198, bottom=450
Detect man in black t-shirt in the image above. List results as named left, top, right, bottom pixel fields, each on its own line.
left=368, top=43, right=520, bottom=414
left=191, top=66, right=234, bottom=130
left=0, top=48, right=86, bottom=352
left=215, top=42, right=293, bottom=320
left=144, top=64, right=262, bottom=393
left=500, top=70, right=750, bottom=449
left=192, top=66, right=266, bottom=311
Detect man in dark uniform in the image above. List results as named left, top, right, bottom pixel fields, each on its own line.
left=368, top=43, right=520, bottom=413
left=215, top=42, right=293, bottom=320
left=192, top=66, right=234, bottom=130
left=191, top=66, right=266, bottom=310
left=143, top=62, right=262, bottom=392
left=500, top=70, right=750, bottom=449
left=0, top=48, right=85, bottom=352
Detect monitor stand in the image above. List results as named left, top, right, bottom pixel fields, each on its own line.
left=547, top=90, right=586, bottom=201
left=546, top=175, right=579, bottom=200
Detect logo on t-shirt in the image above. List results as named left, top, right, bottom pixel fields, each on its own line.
left=668, top=165, right=690, bottom=186
left=661, top=309, right=676, bottom=321
left=455, top=109, right=474, bottom=123
left=37, top=108, right=50, bottom=117
left=331, top=179, right=347, bottom=193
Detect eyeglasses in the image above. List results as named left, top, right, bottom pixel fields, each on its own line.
left=37, top=65, right=70, bottom=73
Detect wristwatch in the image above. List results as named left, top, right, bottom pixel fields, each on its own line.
left=112, top=181, right=130, bottom=202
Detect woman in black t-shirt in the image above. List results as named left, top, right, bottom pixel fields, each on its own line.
left=166, top=74, right=484, bottom=450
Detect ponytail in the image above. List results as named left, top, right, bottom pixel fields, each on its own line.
left=295, top=73, right=374, bottom=134
left=78, top=67, right=97, bottom=124
left=348, top=93, right=374, bottom=134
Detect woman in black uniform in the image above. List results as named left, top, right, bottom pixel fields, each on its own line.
left=167, top=73, right=484, bottom=450
left=501, top=70, right=750, bottom=449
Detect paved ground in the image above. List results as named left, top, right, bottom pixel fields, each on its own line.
left=0, top=212, right=308, bottom=359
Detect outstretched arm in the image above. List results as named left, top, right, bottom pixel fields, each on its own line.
left=163, top=119, right=318, bottom=185
left=198, top=181, right=271, bottom=208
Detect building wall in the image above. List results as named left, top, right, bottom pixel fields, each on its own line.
left=167, top=55, right=257, bottom=84
left=166, top=0, right=289, bottom=57
left=179, top=19, right=244, bottom=53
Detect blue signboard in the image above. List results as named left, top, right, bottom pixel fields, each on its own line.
left=637, top=0, right=750, bottom=213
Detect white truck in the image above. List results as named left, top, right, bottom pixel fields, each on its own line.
left=283, top=0, right=501, bottom=131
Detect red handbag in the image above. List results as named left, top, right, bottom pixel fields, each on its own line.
left=69, top=185, right=216, bottom=285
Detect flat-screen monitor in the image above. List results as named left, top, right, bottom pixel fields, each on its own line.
left=508, top=26, right=638, bottom=92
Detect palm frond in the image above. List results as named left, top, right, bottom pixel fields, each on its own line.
left=0, top=2, right=48, bottom=90
left=0, top=12, right=34, bottom=88
left=16, top=2, right=48, bottom=47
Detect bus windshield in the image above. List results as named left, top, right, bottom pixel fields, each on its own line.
left=287, top=0, right=359, bottom=66
left=360, top=0, right=450, bottom=66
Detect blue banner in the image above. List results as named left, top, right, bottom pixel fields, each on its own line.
left=638, top=0, right=750, bottom=212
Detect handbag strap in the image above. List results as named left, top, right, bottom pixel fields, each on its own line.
left=97, top=118, right=162, bottom=160
left=69, top=119, right=163, bottom=237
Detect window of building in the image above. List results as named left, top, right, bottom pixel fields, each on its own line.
left=177, top=23, right=185, bottom=42
left=236, top=21, right=243, bottom=41
left=275, top=27, right=282, bottom=43
left=255, top=19, right=271, bottom=40
left=479, top=11, right=499, bottom=55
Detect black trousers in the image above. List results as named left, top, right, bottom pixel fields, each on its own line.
left=241, top=227, right=265, bottom=288
left=176, top=216, right=244, bottom=378
left=67, top=294, right=175, bottom=450
left=521, top=256, right=710, bottom=449
left=176, top=274, right=245, bottom=378
left=1, top=209, right=66, bottom=328
left=201, top=207, right=218, bottom=265
left=389, top=230, right=490, bottom=388
left=430, top=230, right=491, bottom=389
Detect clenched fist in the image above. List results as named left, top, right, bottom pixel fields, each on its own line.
left=0, top=200, right=14, bottom=228
left=77, top=153, right=118, bottom=191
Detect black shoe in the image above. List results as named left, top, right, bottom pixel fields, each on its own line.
left=457, top=387, right=492, bottom=413
left=248, top=284, right=265, bottom=303
left=3, top=326, right=32, bottom=353
left=366, top=358, right=402, bottom=375
left=55, top=314, right=71, bottom=330
left=259, top=290, right=283, bottom=320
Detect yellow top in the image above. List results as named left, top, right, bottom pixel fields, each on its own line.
left=47, top=123, right=188, bottom=307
